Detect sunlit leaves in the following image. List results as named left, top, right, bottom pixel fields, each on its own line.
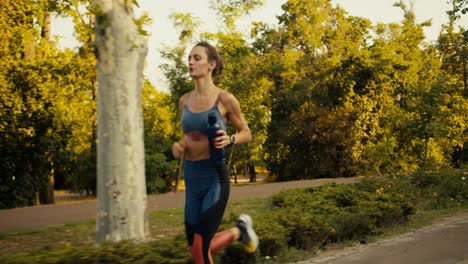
left=142, top=81, right=178, bottom=194
left=278, top=0, right=332, bottom=53
left=169, top=12, right=201, bottom=43
left=210, top=0, right=264, bottom=30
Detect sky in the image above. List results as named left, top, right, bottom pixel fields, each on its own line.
left=51, top=0, right=467, bottom=92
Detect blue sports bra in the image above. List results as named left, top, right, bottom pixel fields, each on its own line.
left=181, top=95, right=227, bottom=135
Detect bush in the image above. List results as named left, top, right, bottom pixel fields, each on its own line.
left=356, top=174, right=417, bottom=201
left=252, top=212, right=290, bottom=258
left=219, top=244, right=257, bottom=264
left=412, top=169, right=468, bottom=209
left=0, top=238, right=191, bottom=264
left=327, top=210, right=374, bottom=242
left=267, top=182, right=415, bottom=251
left=275, top=208, right=334, bottom=251
left=145, top=153, right=178, bottom=194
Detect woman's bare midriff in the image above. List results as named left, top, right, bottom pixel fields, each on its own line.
left=183, top=133, right=211, bottom=160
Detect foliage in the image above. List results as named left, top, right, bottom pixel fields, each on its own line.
left=447, top=0, right=468, bottom=19
left=265, top=2, right=375, bottom=179
left=264, top=183, right=414, bottom=251
left=412, top=168, right=468, bottom=209
left=142, top=81, right=179, bottom=194
left=262, top=1, right=467, bottom=179
left=0, top=238, right=191, bottom=264
left=159, top=11, right=197, bottom=107
left=1, top=0, right=466, bottom=218
left=0, top=42, right=95, bottom=208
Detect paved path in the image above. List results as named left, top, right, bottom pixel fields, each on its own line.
left=0, top=177, right=359, bottom=232
left=291, top=210, right=468, bottom=264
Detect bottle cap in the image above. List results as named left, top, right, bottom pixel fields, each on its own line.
left=208, top=112, right=217, bottom=125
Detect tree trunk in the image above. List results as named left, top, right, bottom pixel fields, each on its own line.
left=41, top=10, right=51, bottom=40
left=40, top=157, right=55, bottom=204
left=249, top=163, right=256, bottom=182
left=94, top=0, right=149, bottom=244
left=23, top=39, right=35, bottom=60
left=232, top=165, right=238, bottom=184
left=423, top=135, right=429, bottom=168
left=40, top=174, right=55, bottom=204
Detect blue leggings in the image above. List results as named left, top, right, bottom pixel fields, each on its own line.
left=184, top=159, right=230, bottom=263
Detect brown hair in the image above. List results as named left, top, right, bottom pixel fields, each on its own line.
left=195, top=41, right=224, bottom=77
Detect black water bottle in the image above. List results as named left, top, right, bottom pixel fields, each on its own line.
left=207, top=112, right=225, bottom=162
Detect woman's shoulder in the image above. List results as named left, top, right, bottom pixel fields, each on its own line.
left=179, top=92, right=192, bottom=105
left=217, top=89, right=237, bottom=105
left=178, top=92, right=192, bottom=110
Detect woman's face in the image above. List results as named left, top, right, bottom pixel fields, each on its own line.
left=188, top=46, right=215, bottom=79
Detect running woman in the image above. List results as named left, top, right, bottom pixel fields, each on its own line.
left=172, top=41, right=259, bottom=264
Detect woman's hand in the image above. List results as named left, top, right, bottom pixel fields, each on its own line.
left=172, top=141, right=185, bottom=159
left=213, top=130, right=231, bottom=149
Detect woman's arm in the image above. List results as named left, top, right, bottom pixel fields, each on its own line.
left=215, top=92, right=251, bottom=148
left=172, top=93, right=190, bottom=159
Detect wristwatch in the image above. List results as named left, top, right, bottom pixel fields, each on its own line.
left=230, top=134, right=236, bottom=145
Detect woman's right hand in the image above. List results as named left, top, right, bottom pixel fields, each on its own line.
left=172, top=141, right=185, bottom=159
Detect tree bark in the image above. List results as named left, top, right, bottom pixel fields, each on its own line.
left=40, top=156, right=55, bottom=205
left=94, top=0, right=149, bottom=244
left=41, top=11, right=51, bottom=40
left=249, top=164, right=256, bottom=182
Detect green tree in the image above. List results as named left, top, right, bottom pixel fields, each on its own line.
left=357, top=2, right=436, bottom=173
left=264, top=0, right=376, bottom=180
left=448, top=0, right=468, bottom=19
left=0, top=0, right=94, bottom=208
left=160, top=12, right=198, bottom=106
left=59, top=0, right=98, bottom=195
left=142, top=81, right=178, bottom=194
left=436, top=20, right=467, bottom=167
left=0, top=0, right=39, bottom=208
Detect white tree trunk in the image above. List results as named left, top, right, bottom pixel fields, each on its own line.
left=94, top=0, right=149, bottom=243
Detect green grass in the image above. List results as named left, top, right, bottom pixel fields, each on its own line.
left=0, top=219, right=96, bottom=256
left=0, top=197, right=272, bottom=257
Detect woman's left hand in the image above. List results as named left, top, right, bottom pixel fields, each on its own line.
left=213, top=130, right=231, bottom=149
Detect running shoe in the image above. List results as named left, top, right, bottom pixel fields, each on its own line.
left=236, top=214, right=259, bottom=253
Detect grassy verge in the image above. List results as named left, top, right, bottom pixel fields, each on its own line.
left=1, top=199, right=467, bottom=262
left=0, top=198, right=268, bottom=257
